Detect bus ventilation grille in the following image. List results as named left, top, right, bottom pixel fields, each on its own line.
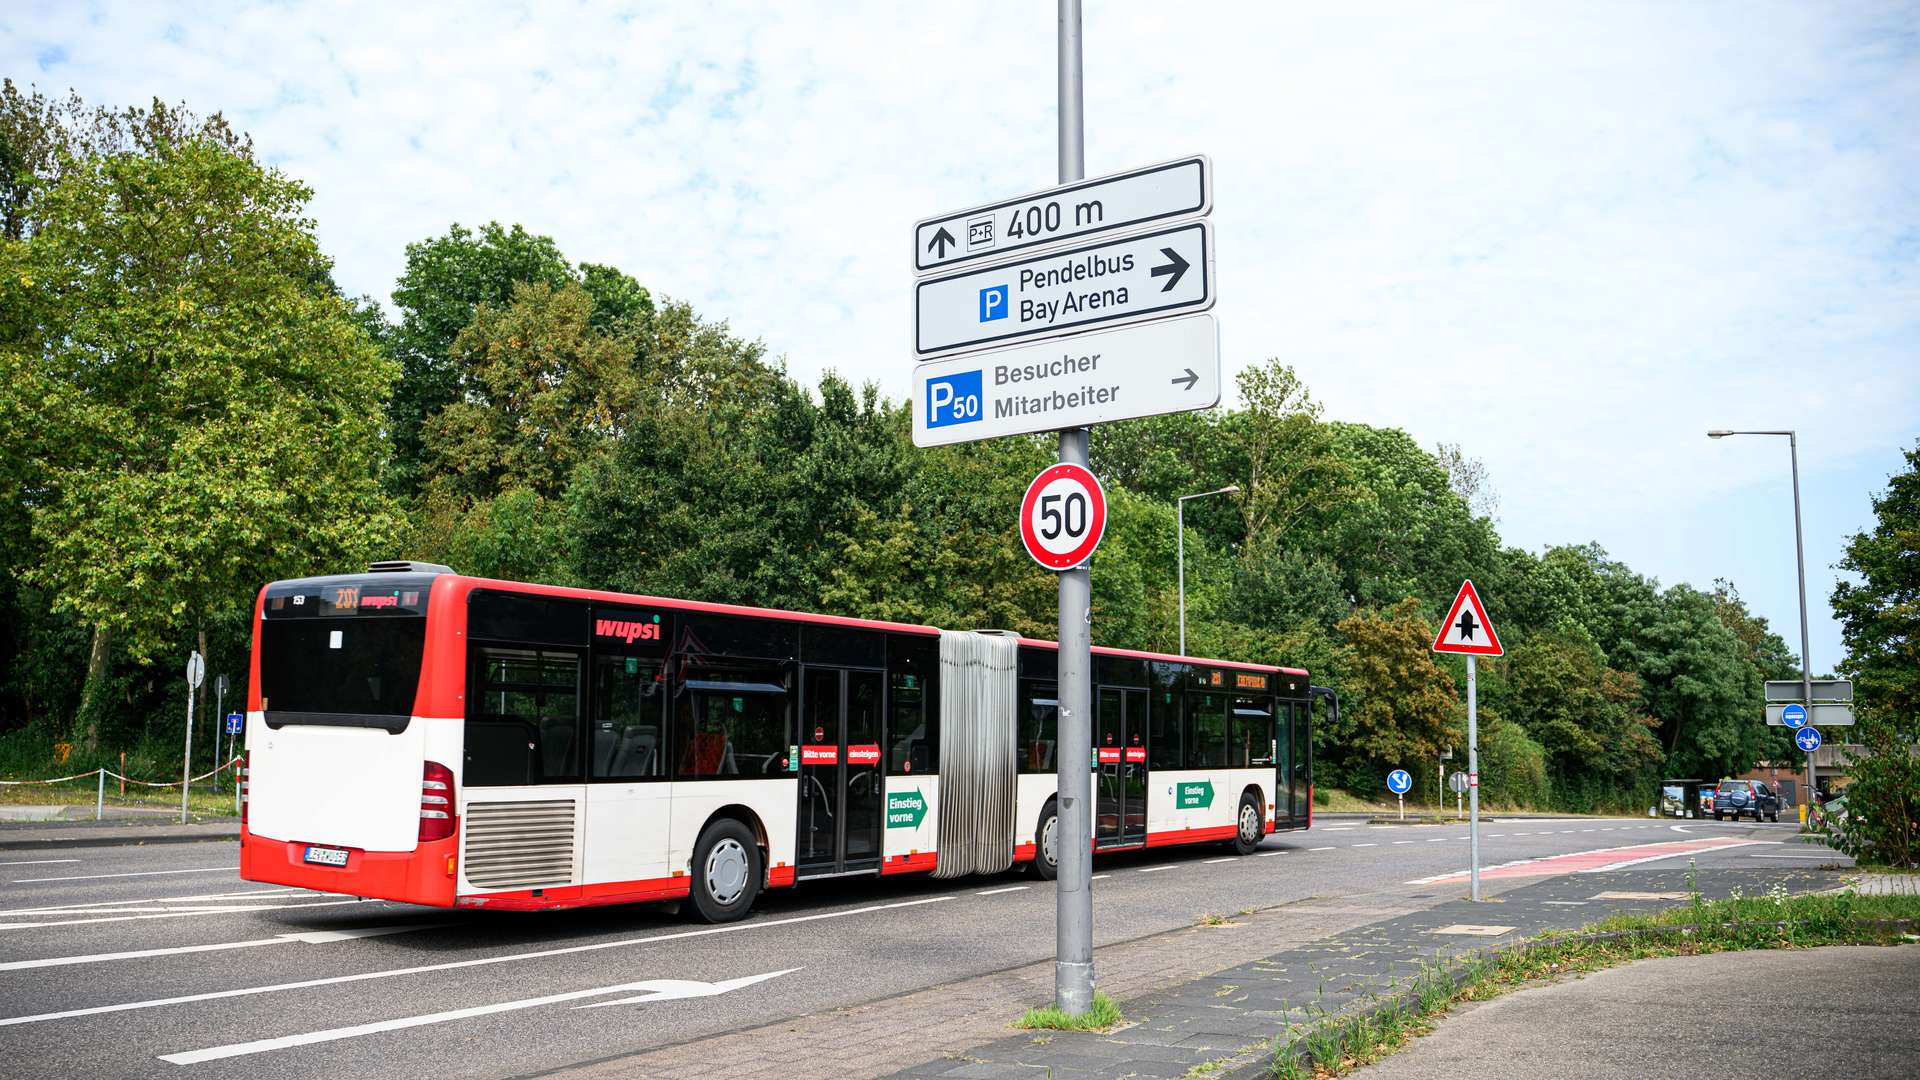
left=461, top=799, right=579, bottom=890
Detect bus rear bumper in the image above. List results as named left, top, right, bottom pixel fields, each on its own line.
left=241, top=827, right=458, bottom=908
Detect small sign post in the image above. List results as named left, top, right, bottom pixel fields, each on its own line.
left=1449, top=770, right=1469, bottom=819
left=1433, top=581, right=1503, bottom=901
left=212, top=673, right=229, bottom=792
left=182, top=651, right=205, bottom=824
left=1387, top=769, right=1412, bottom=820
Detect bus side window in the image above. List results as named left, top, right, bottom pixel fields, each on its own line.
left=887, top=634, right=939, bottom=776
left=466, top=647, right=581, bottom=786
left=1018, top=680, right=1058, bottom=774
left=1185, top=691, right=1227, bottom=769
left=591, top=657, right=663, bottom=779
left=674, top=665, right=791, bottom=779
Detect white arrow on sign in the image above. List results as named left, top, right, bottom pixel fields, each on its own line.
left=914, top=221, right=1214, bottom=359
left=912, top=314, right=1220, bottom=447
left=914, top=155, right=1210, bottom=273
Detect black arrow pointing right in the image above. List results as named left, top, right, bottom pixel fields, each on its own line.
left=1150, top=247, right=1190, bottom=292
left=927, top=226, right=957, bottom=259
left=1170, top=368, right=1199, bottom=391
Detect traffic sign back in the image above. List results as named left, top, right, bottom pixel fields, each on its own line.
left=1432, top=580, right=1503, bottom=656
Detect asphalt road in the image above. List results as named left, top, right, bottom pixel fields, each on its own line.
left=0, top=816, right=1835, bottom=1078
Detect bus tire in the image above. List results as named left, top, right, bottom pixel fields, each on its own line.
left=1232, top=791, right=1264, bottom=855
left=1030, top=801, right=1059, bottom=881
left=688, top=817, right=761, bottom=924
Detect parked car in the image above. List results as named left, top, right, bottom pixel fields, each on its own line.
left=1714, top=779, right=1780, bottom=822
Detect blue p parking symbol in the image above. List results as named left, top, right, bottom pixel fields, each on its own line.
left=927, top=370, right=983, bottom=429
left=978, top=285, right=1009, bottom=322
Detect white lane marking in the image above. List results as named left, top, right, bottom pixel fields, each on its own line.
left=1392, top=841, right=1414, bottom=845
left=1426, top=838, right=1447, bottom=843
left=1203, top=857, right=1236, bottom=864
left=1542, top=901, right=1589, bottom=906
left=1090, top=874, right=1111, bottom=880
left=1581, top=829, right=1597, bottom=833
left=976, top=885, right=1029, bottom=896
left=0, top=924, right=433, bottom=972
left=0, top=895, right=950, bottom=1029
left=1750, top=854, right=1840, bottom=860
left=1309, top=846, right=1336, bottom=852
left=0, top=899, right=364, bottom=931
left=13, top=866, right=235, bottom=884
left=162, top=968, right=800, bottom=1064
left=1485, top=834, right=1505, bottom=838
left=0, top=860, right=81, bottom=867
left=0, top=887, right=302, bottom=917
left=1255, top=851, right=1286, bottom=857
left=1137, top=865, right=1175, bottom=873
left=1352, top=843, right=1379, bottom=848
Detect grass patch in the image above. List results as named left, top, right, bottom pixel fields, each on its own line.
left=1198, top=912, right=1238, bottom=927
left=1266, top=886, right=1920, bottom=1079
left=1016, top=990, right=1124, bottom=1032
left=0, top=774, right=239, bottom=817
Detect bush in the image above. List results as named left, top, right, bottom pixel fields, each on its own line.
left=1477, top=716, right=1549, bottom=809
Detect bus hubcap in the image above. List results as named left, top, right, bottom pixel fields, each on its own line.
left=1240, top=804, right=1259, bottom=842
left=706, top=838, right=749, bottom=905
left=1041, top=815, right=1058, bottom=868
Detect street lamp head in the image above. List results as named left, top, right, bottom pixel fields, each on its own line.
left=1707, top=430, right=1733, bottom=439
left=1220, top=485, right=1241, bottom=496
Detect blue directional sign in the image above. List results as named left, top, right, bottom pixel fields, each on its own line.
left=1780, top=703, right=1808, bottom=729
left=1386, top=769, right=1413, bottom=795
left=225, top=712, right=243, bottom=735
left=1795, top=727, right=1823, bottom=753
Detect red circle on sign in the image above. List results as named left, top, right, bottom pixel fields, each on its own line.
left=1019, top=463, right=1108, bottom=570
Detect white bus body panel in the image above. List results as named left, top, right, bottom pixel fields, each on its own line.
left=1147, top=768, right=1274, bottom=836
left=882, top=775, right=939, bottom=860
left=1013, top=772, right=1096, bottom=849
left=246, top=710, right=435, bottom=853
left=582, top=782, right=673, bottom=886
left=668, top=779, right=796, bottom=877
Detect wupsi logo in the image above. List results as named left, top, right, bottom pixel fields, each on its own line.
left=977, top=284, right=1009, bottom=322
left=595, top=618, right=661, bottom=643
left=926, top=370, right=983, bottom=429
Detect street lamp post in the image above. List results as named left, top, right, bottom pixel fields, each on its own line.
left=1707, top=429, right=1816, bottom=813
left=1177, top=486, right=1240, bottom=656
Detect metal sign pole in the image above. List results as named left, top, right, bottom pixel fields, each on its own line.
left=1788, top=432, right=1816, bottom=813
left=181, top=666, right=197, bottom=825
left=213, top=677, right=224, bottom=794
left=1053, top=0, right=1095, bottom=1018
left=1468, top=654, right=1480, bottom=901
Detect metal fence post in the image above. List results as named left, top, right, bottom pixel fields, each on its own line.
left=96, top=768, right=105, bottom=821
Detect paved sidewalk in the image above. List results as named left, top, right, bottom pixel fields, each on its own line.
left=1349, top=944, right=1920, bottom=1079
left=0, top=817, right=239, bottom=850
left=1849, top=871, right=1920, bottom=896
left=883, top=867, right=1840, bottom=1080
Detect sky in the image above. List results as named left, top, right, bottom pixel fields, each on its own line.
left=6, top=1, right=1917, bottom=673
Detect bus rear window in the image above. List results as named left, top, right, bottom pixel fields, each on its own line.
left=260, top=617, right=427, bottom=732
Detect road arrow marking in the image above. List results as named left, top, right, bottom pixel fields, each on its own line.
left=1170, top=367, right=1199, bottom=390
left=0, top=923, right=438, bottom=971
left=927, top=226, right=956, bottom=258
left=574, top=968, right=799, bottom=1009
left=160, top=968, right=801, bottom=1063
left=1150, top=246, right=1190, bottom=291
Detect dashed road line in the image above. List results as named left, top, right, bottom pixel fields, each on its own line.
left=0, top=860, right=81, bottom=867
left=1255, top=851, right=1286, bottom=857
left=1352, top=843, right=1378, bottom=848
left=976, top=885, right=1029, bottom=896
left=1308, top=847, right=1336, bottom=852
left=1203, top=857, right=1236, bottom=864
left=1137, top=865, right=1175, bottom=873
left=0, top=924, right=435, bottom=972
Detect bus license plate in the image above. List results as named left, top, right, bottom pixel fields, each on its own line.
left=303, top=845, right=350, bottom=867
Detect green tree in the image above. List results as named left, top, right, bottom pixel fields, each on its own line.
left=1, top=137, right=399, bottom=747
left=385, top=222, right=576, bottom=493
left=1330, top=600, right=1461, bottom=783
left=1828, top=443, right=1920, bottom=867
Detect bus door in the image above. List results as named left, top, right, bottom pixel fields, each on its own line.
left=797, top=666, right=884, bottom=877
left=1096, top=688, right=1147, bottom=847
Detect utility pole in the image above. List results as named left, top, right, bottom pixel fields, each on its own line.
left=1053, top=0, right=1095, bottom=1018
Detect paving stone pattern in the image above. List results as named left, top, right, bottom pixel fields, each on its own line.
left=887, top=867, right=1842, bottom=1080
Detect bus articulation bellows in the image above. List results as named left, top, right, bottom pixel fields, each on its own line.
left=241, top=563, right=1330, bottom=922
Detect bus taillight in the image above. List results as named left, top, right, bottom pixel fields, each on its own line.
left=419, top=761, right=456, bottom=842
left=239, top=752, right=249, bottom=826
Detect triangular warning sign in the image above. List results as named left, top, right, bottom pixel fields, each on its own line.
left=1432, top=579, right=1503, bottom=656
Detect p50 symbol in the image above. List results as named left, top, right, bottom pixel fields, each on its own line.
left=927, top=370, right=983, bottom=429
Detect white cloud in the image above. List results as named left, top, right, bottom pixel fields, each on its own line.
left=7, top=0, right=1917, bottom=664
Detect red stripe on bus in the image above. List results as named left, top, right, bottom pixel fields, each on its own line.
left=1146, top=825, right=1239, bottom=848
left=882, top=852, right=939, bottom=875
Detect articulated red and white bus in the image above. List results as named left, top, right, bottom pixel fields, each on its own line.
left=241, top=562, right=1333, bottom=922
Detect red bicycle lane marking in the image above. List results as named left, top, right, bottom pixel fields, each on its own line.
left=1407, top=836, right=1770, bottom=885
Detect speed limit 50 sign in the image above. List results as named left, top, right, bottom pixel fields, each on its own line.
left=1019, top=463, right=1108, bottom=570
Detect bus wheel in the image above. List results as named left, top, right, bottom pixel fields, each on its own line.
left=689, top=818, right=761, bottom=923
left=1030, top=802, right=1059, bottom=880
left=1232, top=792, right=1264, bottom=855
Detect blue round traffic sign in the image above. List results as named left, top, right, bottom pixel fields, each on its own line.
left=1795, top=727, right=1823, bottom=753
left=1781, top=703, right=1808, bottom=730
left=1386, top=769, right=1412, bottom=795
